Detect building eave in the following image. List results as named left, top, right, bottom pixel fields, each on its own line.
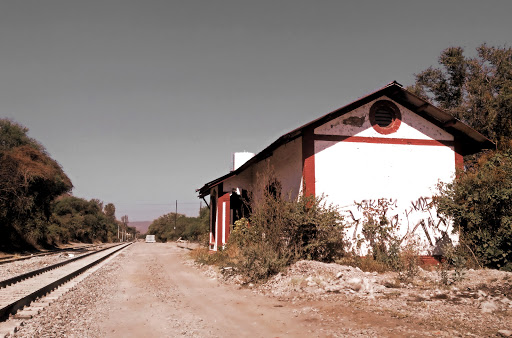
left=197, top=81, right=495, bottom=197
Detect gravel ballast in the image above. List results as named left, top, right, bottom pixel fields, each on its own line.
left=4, top=243, right=512, bottom=337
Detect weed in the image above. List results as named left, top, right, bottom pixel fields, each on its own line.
left=436, top=243, right=468, bottom=285
left=395, top=240, right=420, bottom=284
left=225, top=167, right=348, bottom=282
left=350, top=200, right=421, bottom=283
left=337, top=255, right=390, bottom=273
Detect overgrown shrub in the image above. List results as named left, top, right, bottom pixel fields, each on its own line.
left=395, top=240, right=421, bottom=283
left=225, top=170, right=347, bottom=282
left=436, top=243, right=470, bottom=286
left=436, top=149, right=512, bottom=271
left=0, top=119, right=73, bottom=250
left=354, top=199, right=403, bottom=269
left=349, top=200, right=421, bottom=282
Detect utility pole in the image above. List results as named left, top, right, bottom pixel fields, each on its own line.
left=174, top=200, right=177, bottom=230
left=121, top=215, right=128, bottom=242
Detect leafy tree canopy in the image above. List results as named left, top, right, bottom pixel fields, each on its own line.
left=412, top=45, right=512, bottom=270
left=0, top=119, right=73, bottom=250
left=0, top=119, right=133, bottom=251
left=0, top=119, right=43, bottom=151
left=436, top=150, right=512, bottom=270
left=409, top=44, right=512, bottom=148
left=0, top=119, right=72, bottom=221
left=147, top=207, right=209, bottom=242
left=104, top=203, right=116, bottom=221
left=51, top=196, right=122, bottom=243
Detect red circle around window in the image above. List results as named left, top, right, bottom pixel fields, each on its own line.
left=369, top=100, right=401, bottom=135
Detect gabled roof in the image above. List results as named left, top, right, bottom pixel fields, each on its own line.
left=197, top=81, right=495, bottom=197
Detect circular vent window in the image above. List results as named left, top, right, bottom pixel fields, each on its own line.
left=369, top=100, right=401, bottom=134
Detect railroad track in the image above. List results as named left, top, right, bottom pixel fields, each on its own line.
left=0, top=242, right=131, bottom=321
left=0, top=243, right=101, bottom=265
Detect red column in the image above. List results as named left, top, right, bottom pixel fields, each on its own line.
left=302, top=127, right=315, bottom=197
left=217, top=193, right=231, bottom=247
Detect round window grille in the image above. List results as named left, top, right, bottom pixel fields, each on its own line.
left=374, top=107, right=394, bottom=127
left=369, top=100, right=401, bottom=134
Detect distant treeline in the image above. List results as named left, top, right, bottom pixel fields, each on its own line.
left=147, top=207, right=209, bottom=243
left=0, top=119, right=134, bottom=252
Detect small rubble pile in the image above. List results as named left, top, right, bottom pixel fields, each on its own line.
left=259, top=260, right=390, bottom=299
left=256, top=260, right=512, bottom=315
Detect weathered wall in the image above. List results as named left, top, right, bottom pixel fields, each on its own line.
left=222, top=137, right=303, bottom=200
left=210, top=137, right=303, bottom=248
left=315, top=96, right=454, bottom=141
left=314, top=96, right=458, bottom=254
left=249, top=136, right=303, bottom=200
left=209, top=96, right=461, bottom=253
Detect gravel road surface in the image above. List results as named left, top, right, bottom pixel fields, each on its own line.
left=12, top=242, right=312, bottom=337
left=9, top=242, right=512, bottom=337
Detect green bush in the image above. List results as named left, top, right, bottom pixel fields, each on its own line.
left=436, top=149, right=512, bottom=270
left=0, top=119, right=73, bottom=250
left=354, top=199, right=403, bottom=269
left=50, top=196, right=123, bottom=244
left=225, top=171, right=347, bottom=282
left=436, top=243, right=468, bottom=286
left=147, top=207, right=209, bottom=242
left=348, top=200, right=421, bottom=282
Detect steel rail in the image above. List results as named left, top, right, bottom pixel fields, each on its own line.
left=0, top=242, right=131, bottom=321
left=0, top=244, right=100, bottom=265
left=0, top=243, right=123, bottom=289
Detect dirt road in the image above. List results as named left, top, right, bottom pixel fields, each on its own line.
left=12, top=242, right=511, bottom=337
left=97, top=242, right=314, bottom=337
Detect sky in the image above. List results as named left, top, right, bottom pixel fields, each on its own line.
left=1, top=0, right=511, bottom=221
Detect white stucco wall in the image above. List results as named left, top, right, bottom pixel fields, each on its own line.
left=222, top=168, right=253, bottom=193
left=216, top=137, right=302, bottom=227
left=314, top=97, right=458, bottom=254
left=238, top=136, right=303, bottom=200
left=210, top=96, right=460, bottom=254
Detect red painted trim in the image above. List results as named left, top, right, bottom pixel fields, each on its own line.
left=224, top=197, right=230, bottom=244
left=302, top=127, right=315, bottom=197
left=314, top=134, right=455, bottom=147
left=369, top=100, right=402, bottom=135
left=217, top=193, right=231, bottom=248
left=216, top=201, right=221, bottom=248
left=209, top=189, right=217, bottom=248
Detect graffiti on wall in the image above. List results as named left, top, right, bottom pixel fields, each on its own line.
left=346, top=196, right=451, bottom=254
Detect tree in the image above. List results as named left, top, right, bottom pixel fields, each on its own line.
left=436, top=150, right=512, bottom=270
left=0, top=119, right=72, bottom=249
left=225, top=170, right=346, bottom=282
left=410, top=44, right=512, bottom=148
left=104, top=203, right=116, bottom=221
left=411, top=45, right=512, bottom=270
left=51, top=196, right=120, bottom=243
left=0, top=119, right=43, bottom=151
left=147, top=208, right=209, bottom=242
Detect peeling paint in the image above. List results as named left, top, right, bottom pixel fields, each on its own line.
left=343, top=116, right=365, bottom=127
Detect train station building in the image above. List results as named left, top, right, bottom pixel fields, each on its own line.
left=197, top=81, right=494, bottom=254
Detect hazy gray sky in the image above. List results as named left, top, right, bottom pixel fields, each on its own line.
left=1, top=0, right=511, bottom=221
